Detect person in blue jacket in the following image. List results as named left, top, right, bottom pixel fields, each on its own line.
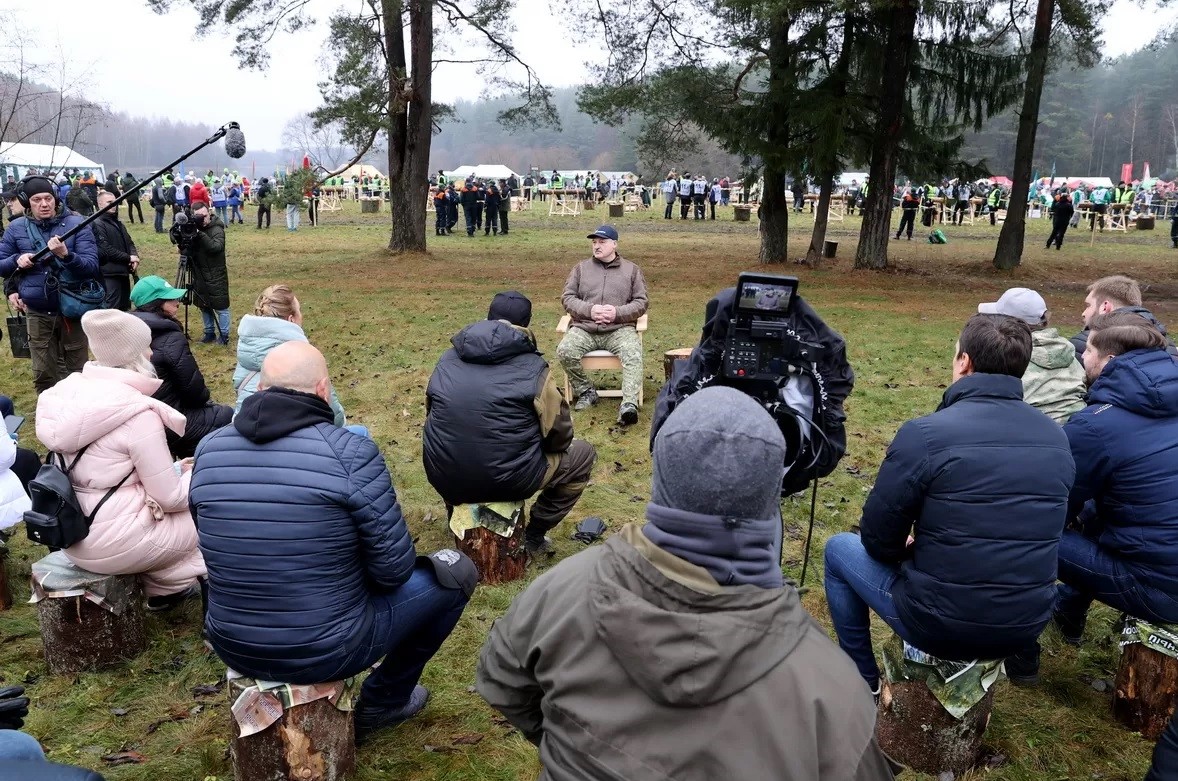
left=190, top=341, right=472, bottom=743
left=0, top=175, right=100, bottom=393
left=823, top=314, right=1075, bottom=694
left=1008, top=311, right=1178, bottom=683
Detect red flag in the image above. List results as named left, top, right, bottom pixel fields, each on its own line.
left=1144, top=162, right=1151, bottom=180
left=1121, top=163, right=1134, bottom=183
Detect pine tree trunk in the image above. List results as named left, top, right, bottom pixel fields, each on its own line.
left=993, top=0, right=1054, bottom=271
left=1114, top=641, right=1178, bottom=740
left=805, top=175, right=835, bottom=265
left=383, top=0, right=431, bottom=254
left=759, top=9, right=791, bottom=265
left=854, top=0, right=919, bottom=270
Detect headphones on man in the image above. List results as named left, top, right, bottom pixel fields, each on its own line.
left=16, top=175, right=61, bottom=211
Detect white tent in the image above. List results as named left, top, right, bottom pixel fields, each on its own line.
left=450, top=164, right=519, bottom=181
left=333, top=163, right=387, bottom=181
left=838, top=172, right=870, bottom=186
left=0, top=142, right=105, bottom=181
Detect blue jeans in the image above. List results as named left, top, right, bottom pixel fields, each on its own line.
left=823, top=532, right=916, bottom=687
left=1055, top=529, right=1178, bottom=634
left=154, top=207, right=165, bottom=232
left=230, top=205, right=243, bottom=223
left=200, top=307, right=231, bottom=340
left=215, top=205, right=228, bottom=224
left=0, top=730, right=44, bottom=760
left=329, top=564, right=469, bottom=710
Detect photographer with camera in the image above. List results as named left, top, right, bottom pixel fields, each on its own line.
left=651, top=274, right=854, bottom=498
left=172, top=201, right=231, bottom=344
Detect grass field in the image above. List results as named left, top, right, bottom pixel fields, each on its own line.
left=1, top=199, right=1175, bottom=780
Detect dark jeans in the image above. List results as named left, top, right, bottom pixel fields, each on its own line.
left=1171, top=217, right=1177, bottom=247
left=13, top=447, right=42, bottom=493
left=26, top=312, right=87, bottom=393
left=126, top=198, right=143, bottom=224
left=693, top=195, right=706, bottom=219
left=896, top=209, right=916, bottom=238
left=680, top=196, right=691, bottom=219
left=1147, top=708, right=1178, bottom=780
left=664, top=198, right=674, bottom=219
left=526, top=439, right=597, bottom=542
left=331, top=563, right=469, bottom=709
left=823, top=532, right=915, bottom=688
left=308, top=197, right=319, bottom=226
left=1090, top=203, right=1106, bottom=230
left=154, top=206, right=165, bottom=233
left=1047, top=220, right=1069, bottom=249
left=462, top=205, right=476, bottom=235
left=435, top=206, right=448, bottom=233
left=484, top=209, right=499, bottom=234
left=473, top=204, right=483, bottom=229
left=256, top=203, right=271, bottom=229
left=102, top=275, right=131, bottom=311
left=498, top=208, right=509, bottom=235
left=709, top=200, right=717, bottom=220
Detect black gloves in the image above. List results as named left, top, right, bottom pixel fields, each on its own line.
left=0, top=685, right=30, bottom=730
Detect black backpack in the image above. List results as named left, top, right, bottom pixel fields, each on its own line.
left=24, top=446, right=132, bottom=549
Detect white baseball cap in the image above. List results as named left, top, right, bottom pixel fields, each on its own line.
left=978, top=288, right=1047, bottom=325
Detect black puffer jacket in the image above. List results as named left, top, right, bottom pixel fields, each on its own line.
left=424, top=320, right=551, bottom=505
left=651, top=288, right=854, bottom=495
left=860, top=373, right=1076, bottom=661
left=186, top=215, right=229, bottom=310
left=91, top=212, right=137, bottom=277
left=132, top=310, right=212, bottom=411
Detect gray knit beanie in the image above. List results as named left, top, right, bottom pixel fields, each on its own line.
left=651, top=386, right=785, bottom=519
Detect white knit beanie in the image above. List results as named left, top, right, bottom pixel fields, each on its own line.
left=81, top=309, right=152, bottom=368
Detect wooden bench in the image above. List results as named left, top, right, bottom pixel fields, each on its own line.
left=557, top=313, right=648, bottom=406
left=228, top=673, right=355, bottom=781
left=31, top=552, right=147, bottom=674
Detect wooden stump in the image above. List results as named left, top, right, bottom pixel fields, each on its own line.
left=583, top=199, right=596, bottom=210
left=1114, top=641, right=1178, bottom=739
left=875, top=679, right=994, bottom=775
left=455, top=523, right=526, bottom=585
left=360, top=199, right=380, bottom=214
left=1136, top=215, right=1156, bottom=230
left=663, top=348, right=694, bottom=382
left=231, top=696, right=355, bottom=781
left=608, top=203, right=625, bottom=218
left=733, top=205, right=751, bottom=222
left=37, top=579, right=147, bottom=674
left=0, top=545, right=12, bottom=611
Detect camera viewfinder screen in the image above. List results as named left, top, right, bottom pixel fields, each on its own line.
left=738, top=281, right=794, bottom=313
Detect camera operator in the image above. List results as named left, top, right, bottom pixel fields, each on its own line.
left=173, top=201, right=231, bottom=344
left=651, top=279, right=854, bottom=497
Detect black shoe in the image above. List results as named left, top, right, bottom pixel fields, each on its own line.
left=354, top=685, right=430, bottom=745
left=146, top=583, right=202, bottom=612
left=617, top=402, right=639, bottom=426
left=1005, top=644, right=1040, bottom=686
left=1052, top=611, right=1084, bottom=647
left=573, top=388, right=598, bottom=411
left=525, top=536, right=556, bottom=557
left=200, top=334, right=216, bottom=344
left=217, top=335, right=230, bottom=346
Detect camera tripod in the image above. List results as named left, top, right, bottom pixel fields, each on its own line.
left=173, top=249, right=195, bottom=337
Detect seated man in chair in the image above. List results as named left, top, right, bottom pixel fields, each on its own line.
left=425, top=292, right=597, bottom=557
left=557, top=225, right=648, bottom=427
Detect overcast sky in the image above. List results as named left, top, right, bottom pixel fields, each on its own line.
left=8, top=0, right=1178, bottom=151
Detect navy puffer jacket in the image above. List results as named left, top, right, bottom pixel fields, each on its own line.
left=860, top=373, right=1075, bottom=661
left=191, top=387, right=416, bottom=683
left=1065, top=348, right=1178, bottom=600
left=0, top=211, right=99, bottom=314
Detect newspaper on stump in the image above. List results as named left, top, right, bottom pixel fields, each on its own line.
left=881, top=634, right=1005, bottom=720
left=29, top=550, right=137, bottom=615
left=1120, top=616, right=1178, bottom=661
left=449, top=501, right=524, bottom=539
left=228, top=669, right=357, bottom=738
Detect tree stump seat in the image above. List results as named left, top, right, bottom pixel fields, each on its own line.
left=733, top=205, right=751, bottom=222
left=450, top=502, right=527, bottom=585
left=30, top=552, right=146, bottom=674
left=360, top=199, right=380, bottom=214
left=875, top=636, right=1003, bottom=775
left=228, top=673, right=356, bottom=781
left=1114, top=616, right=1178, bottom=739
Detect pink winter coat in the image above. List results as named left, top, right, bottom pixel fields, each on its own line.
left=35, top=363, right=206, bottom=597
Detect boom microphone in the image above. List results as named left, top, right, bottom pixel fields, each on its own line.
left=224, top=123, right=247, bottom=159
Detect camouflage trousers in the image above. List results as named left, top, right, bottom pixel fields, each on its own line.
left=557, top=325, right=644, bottom=406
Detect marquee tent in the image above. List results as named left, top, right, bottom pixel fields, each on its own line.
left=450, top=164, right=519, bottom=181
left=0, top=142, right=106, bottom=181
left=333, top=163, right=387, bottom=181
